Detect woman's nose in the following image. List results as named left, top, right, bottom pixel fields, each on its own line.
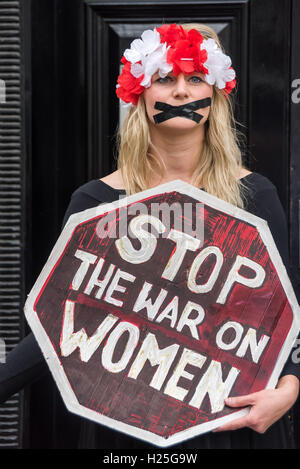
left=172, top=74, right=189, bottom=98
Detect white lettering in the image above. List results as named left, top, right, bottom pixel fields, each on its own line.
left=176, top=301, right=205, bottom=340
left=236, top=328, right=270, bottom=363
left=104, top=268, right=136, bottom=307
left=84, top=259, right=115, bottom=298
left=128, top=333, right=180, bottom=390
left=216, top=321, right=244, bottom=350
left=188, top=246, right=223, bottom=293
left=133, top=282, right=168, bottom=320
left=115, top=214, right=166, bottom=264
left=155, top=296, right=179, bottom=328
left=216, top=255, right=265, bottom=304
left=60, top=300, right=118, bottom=362
left=102, top=321, right=140, bottom=373
left=71, top=249, right=97, bottom=290
left=189, top=360, right=240, bottom=413
left=164, top=348, right=206, bottom=401
left=161, top=229, right=200, bottom=281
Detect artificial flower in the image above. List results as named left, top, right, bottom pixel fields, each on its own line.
left=116, top=59, right=144, bottom=105
left=116, top=24, right=237, bottom=106
left=123, top=29, right=161, bottom=64
left=201, top=38, right=236, bottom=89
left=130, top=42, right=172, bottom=88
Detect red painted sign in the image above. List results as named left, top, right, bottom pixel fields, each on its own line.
left=24, top=180, right=300, bottom=446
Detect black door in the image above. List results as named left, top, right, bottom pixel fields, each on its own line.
left=0, top=0, right=299, bottom=448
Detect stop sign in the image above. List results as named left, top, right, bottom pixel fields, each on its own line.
left=24, top=180, right=300, bottom=447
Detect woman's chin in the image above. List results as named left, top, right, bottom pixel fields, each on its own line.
left=153, top=118, right=203, bottom=131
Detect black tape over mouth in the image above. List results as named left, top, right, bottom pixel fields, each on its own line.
left=153, top=98, right=212, bottom=124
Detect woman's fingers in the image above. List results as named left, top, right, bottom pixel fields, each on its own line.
left=224, top=394, right=256, bottom=407
left=213, top=412, right=250, bottom=432
left=213, top=379, right=299, bottom=434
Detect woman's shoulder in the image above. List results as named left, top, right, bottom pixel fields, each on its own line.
left=99, top=169, right=125, bottom=190
left=62, top=172, right=125, bottom=230
left=241, top=170, right=277, bottom=193
left=72, top=169, right=278, bottom=198
left=72, top=170, right=125, bottom=201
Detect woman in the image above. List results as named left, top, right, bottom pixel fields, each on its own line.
left=0, top=23, right=299, bottom=449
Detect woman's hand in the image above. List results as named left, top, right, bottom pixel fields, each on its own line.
left=214, top=375, right=299, bottom=434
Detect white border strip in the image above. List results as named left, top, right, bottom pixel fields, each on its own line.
left=24, top=179, right=300, bottom=447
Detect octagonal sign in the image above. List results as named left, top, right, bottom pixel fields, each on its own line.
left=24, top=180, right=300, bottom=447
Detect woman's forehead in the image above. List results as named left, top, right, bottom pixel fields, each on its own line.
left=152, top=70, right=206, bottom=79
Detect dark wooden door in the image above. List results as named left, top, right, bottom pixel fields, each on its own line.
left=1, top=0, right=299, bottom=448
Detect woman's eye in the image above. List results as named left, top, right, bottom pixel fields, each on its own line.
left=157, top=76, right=171, bottom=83
left=156, top=75, right=203, bottom=84
left=190, top=76, right=203, bottom=83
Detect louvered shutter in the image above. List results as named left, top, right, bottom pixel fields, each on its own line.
left=0, top=0, right=26, bottom=448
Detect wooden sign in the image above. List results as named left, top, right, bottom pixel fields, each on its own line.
left=24, top=180, right=300, bottom=447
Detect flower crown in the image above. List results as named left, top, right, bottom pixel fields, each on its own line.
left=116, top=24, right=236, bottom=107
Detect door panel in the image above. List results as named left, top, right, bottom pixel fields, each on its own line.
left=2, top=0, right=297, bottom=448
left=85, top=0, right=249, bottom=178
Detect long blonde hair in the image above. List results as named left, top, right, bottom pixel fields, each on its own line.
left=116, top=23, right=249, bottom=208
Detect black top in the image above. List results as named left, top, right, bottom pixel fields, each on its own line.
left=0, top=173, right=298, bottom=449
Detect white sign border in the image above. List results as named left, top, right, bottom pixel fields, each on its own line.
left=24, top=179, right=300, bottom=447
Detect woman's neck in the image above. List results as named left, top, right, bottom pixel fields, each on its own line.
left=148, top=124, right=205, bottom=186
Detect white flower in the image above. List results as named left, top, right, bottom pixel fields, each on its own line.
left=126, top=30, right=172, bottom=88
left=123, top=29, right=161, bottom=64
left=123, top=28, right=236, bottom=93
left=201, top=38, right=235, bottom=89
left=139, top=43, right=172, bottom=88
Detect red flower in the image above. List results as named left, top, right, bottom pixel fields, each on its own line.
left=167, top=40, right=208, bottom=76
left=157, top=24, right=207, bottom=76
left=156, top=23, right=186, bottom=47
left=115, top=25, right=236, bottom=105
left=223, top=70, right=236, bottom=96
left=186, top=28, right=204, bottom=45
left=116, top=58, right=144, bottom=105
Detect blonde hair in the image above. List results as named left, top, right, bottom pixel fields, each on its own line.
left=116, top=23, right=249, bottom=208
